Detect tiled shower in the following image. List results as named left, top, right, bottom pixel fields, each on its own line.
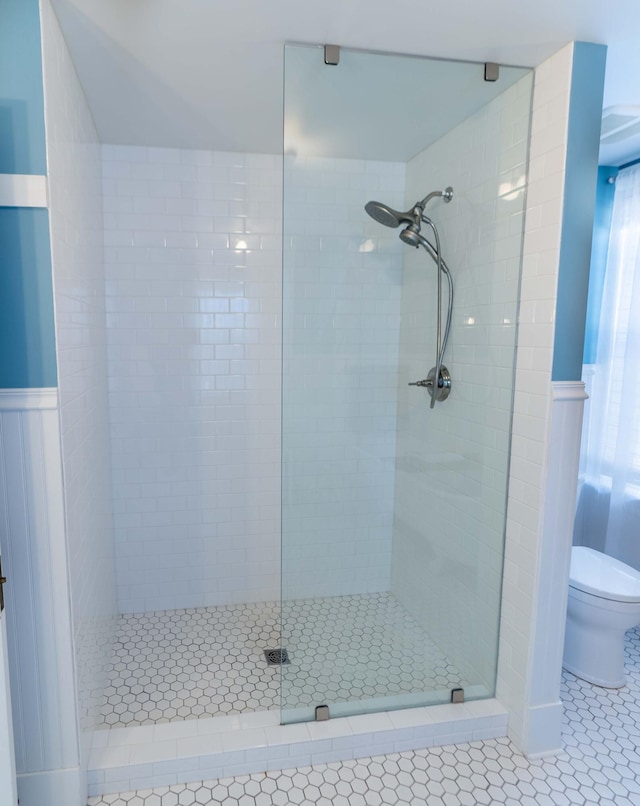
left=98, top=145, right=444, bottom=728
left=93, top=69, right=530, bottom=732
left=38, top=0, right=538, bottom=789
left=54, top=23, right=530, bottom=736
left=0, top=3, right=608, bottom=802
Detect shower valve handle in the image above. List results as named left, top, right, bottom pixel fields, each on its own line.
left=409, top=366, right=452, bottom=404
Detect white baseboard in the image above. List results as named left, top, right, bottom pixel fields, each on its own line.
left=518, top=701, right=564, bottom=758
left=17, top=767, right=83, bottom=806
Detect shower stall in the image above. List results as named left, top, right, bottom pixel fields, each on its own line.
left=40, top=19, right=532, bottom=747
left=279, top=45, right=532, bottom=724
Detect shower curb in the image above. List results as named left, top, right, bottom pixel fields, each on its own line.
left=88, top=699, right=508, bottom=796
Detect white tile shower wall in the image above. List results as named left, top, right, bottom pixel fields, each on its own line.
left=281, top=156, right=406, bottom=599
left=105, top=149, right=408, bottom=609
left=103, top=147, right=283, bottom=613
left=496, top=44, right=574, bottom=755
left=391, top=75, right=533, bottom=691
left=40, top=0, right=117, bottom=783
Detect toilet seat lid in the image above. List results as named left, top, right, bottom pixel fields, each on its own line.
left=570, top=546, right=640, bottom=602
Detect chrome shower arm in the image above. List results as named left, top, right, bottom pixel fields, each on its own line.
left=417, top=186, right=454, bottom=210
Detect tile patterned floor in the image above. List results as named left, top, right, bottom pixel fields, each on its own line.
left=99, top=602, right=280, bottom=726
left=98, top=593, right=462, bottom=727
left=90, top=626, right=640, bottom=805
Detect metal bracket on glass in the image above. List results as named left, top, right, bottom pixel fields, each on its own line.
left=408, top=365, right=451, bottom=404
left=324, top=45, right=340, bottom=66
left=484, top=62, right=500, bottom=82
left=315, top=704, right=330, bottom=721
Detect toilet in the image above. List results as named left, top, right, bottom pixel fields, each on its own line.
left=563, top=546, right=640, bottom=688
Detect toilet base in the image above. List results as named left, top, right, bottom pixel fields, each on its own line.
left=563, top=586, right=640, bottom=689
left=561, top=660, right=626, bottom=689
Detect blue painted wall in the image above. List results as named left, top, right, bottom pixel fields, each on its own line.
left=0, top=209, right=57, bottom=387
left=552, top=42, right=607, bottom=381
left=583, top=166, right=617, bottom=364
left=0, top=0, right=57, bottom=388
left=0, top=0, right=47, bottom=175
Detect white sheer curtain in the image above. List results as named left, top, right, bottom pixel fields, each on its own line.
left=574, top=164, right=640, bottom=569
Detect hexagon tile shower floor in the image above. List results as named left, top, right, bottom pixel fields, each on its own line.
left=89, top=627, right=640, bottom=805
left=98, top=592, right=462, bottom=727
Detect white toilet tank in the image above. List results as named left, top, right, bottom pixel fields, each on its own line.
left=570, top=546, right=640, bottom=602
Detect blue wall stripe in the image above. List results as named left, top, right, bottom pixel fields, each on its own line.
left=0, top=0, right=47, bottom=175
left=0, top=208, right=57, bottom=388
left=0, top=1, right=57, bottom=389
left=583, top=166, right=617, bottom=364
left=552, top=42, right=607, bottom=382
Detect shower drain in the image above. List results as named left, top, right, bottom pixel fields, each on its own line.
left=264, top=648, right=290, bottom=665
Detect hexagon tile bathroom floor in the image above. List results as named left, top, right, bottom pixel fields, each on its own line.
left=89, top=627, right=640, bottom=805
left=98, top=593, right=462, bottom=727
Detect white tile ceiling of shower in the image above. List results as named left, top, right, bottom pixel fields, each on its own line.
left=97, top=593, right=463, bottom=728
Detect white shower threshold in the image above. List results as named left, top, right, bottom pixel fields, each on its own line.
left=87, top=696, right=508, bottom=797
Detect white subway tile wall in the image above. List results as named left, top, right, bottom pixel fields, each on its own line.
left=497, top=44, right=574, bottom=753
left=281, top=156, right=406, bottom=599
left=41, top=0, right=117, bottom=769
left=102, top=146, right=283, bottom=613
left=104, top=148, right=410, bottom=611
left=391, top=75, right=533, bottom=691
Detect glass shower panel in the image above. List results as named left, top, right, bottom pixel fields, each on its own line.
left=281, top=43, right=533, bottom=724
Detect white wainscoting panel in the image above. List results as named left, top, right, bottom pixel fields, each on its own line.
left=0, top=613, right=18, bottom=805
left=522, top=380, right=587, bottom=756
left=0, top=389, right=82, bottom=806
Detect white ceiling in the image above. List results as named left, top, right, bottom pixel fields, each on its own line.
left=51, top=0, right=640, bottom=166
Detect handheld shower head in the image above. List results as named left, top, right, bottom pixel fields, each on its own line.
left=364, top=200, right=415, bottom=229
left=399, top=223, right=422, bottom=247
left=365, top=188, right=453, bottom=234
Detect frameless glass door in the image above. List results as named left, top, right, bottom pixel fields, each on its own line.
left=281, top=43, right=533, bottom=723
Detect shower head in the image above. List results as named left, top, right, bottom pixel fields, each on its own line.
left=364, top=200, right=415, bottom=229
left=365, top=188, right=453, bottom=235
left=399, top=223, right=422, bottom=247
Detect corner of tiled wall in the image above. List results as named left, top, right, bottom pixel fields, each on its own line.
left=40, top=0, right=118, bottom=786
left=391, top=73, right=533, bottom=695
left=496, top=42, right=575, bottom=756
